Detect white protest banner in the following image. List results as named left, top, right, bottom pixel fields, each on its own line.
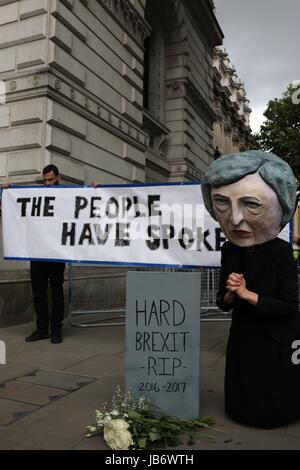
left=2, top=183, right=201, bottom=267
left=2, top=183, right=290, bottom=268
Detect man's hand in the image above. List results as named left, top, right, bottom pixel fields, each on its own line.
left=91, top=180, right=100, bottom=189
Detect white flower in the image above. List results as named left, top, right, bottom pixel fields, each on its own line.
left=111, top=409, right=119, bottom=416
left=103, top=415, right=112, bottom=424
left=103, top=419, right=133, bottom=450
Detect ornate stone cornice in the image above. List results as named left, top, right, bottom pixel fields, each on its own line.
left=168, top=160, right=202, bottom=181
left=99, top=0, right=151, bottom=43
left=183, top=0, right=223, bottom=47
left=3, top=69, right=148, bottom=151
left=232, top=127, right=240, bottom=143
left=224, top=121, right=232, bottom=134
left=166, top=79, right=217, bottom=124
left=185, top=80, right=217, bottom=124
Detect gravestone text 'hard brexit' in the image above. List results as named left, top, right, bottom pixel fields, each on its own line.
left=125, top=272, right=201, bottom=419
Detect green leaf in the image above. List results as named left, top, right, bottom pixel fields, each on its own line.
left=149, top=432, right=160, bottom=442
left=256, top=82, right=300, bottom=175
left=137, top=437, right=148, bottom=448
left=85, top=387, right=218, bottom=450
left=128, top=410, right=142, bottom=419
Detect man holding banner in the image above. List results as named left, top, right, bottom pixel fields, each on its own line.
left=2, top=165, right=65, bottom=344
left=27, top=164, right=65, bottom=344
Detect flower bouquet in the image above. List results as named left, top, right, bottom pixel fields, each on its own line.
left=86, top=387, right=216, bottom=450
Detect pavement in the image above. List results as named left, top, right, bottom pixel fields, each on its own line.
left=0, top=319, right=300, bottom=451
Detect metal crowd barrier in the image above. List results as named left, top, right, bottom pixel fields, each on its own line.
left=68, top=264, right=228, bottom=327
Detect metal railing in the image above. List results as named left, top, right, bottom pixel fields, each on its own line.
left=68, top=264, right=227, bottom=327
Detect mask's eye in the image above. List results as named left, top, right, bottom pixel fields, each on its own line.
left=213, top=196, right=230, bottom=205
left=244, top=201, right=262, bottom=209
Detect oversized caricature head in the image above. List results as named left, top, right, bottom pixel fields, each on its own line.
left=201, top=150, right=297, bottom=247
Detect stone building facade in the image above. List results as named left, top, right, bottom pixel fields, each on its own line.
left=213, top=47, right=252, bottom=156
left=0, top=0, right=226, bottom=325
left=0, top=0, right=223, bottom=188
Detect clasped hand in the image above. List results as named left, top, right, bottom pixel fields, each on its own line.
left=226, top=272, right=247, bottom=298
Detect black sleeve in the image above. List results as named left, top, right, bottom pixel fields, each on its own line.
left=256, top=243, right=298, bottom=320
left=216, top=244, right=234, bottom=312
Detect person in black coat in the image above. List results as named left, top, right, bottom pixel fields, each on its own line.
left=201, top=150, right=300, bottom=428
left=1, top=165, right=65, bottom=344
left=27, top=165, right=65, bottom=344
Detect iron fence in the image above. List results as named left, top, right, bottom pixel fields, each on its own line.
left=68, top=264, right=229, bottom=327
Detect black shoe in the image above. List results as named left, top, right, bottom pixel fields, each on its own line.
left=25, top=330, right=49, bottom=342
left=51, top=332, right=63, bottom=344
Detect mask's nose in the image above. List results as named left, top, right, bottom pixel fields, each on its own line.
left=230, top=203, right=244, bottom=226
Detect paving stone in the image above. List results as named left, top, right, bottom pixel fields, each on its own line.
left=8, top=328, right=124, bottom=369
left=0, top=397, right=38, bottom=426
left=65, top=354, right=124, bottom=379
left=0, top=364, right=36, bottom=384
left=0, top=436, right=40, bottom=450
left=71, top=436, right=109, bottom=450
left=54, top=328, right=125, bottom=356
left=0, top=321, right=299, bottom=450
left=8, top=347, right=104, bottom=370
left=226, top=427, right=298, bottom=450
left=0, top=381, right=68, bottom=406
left=17, top=370, right=95, bottom=391
left=200, top=351, right=226, bottom=368
left=0, top=378, right=121, bottom=449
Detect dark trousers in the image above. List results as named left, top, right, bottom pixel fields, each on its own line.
left=30, top=261, right=65, bottom=333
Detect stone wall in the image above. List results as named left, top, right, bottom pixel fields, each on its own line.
left=213, top=47, right=252, bottom=155
left=144, top=0, right=223, bottom=182
left=0, top=0, right=223, bottom=185
left=0, top=0, right=150, bottom=186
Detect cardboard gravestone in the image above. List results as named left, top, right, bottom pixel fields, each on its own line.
left=125, top=272, right=201, bottom=419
